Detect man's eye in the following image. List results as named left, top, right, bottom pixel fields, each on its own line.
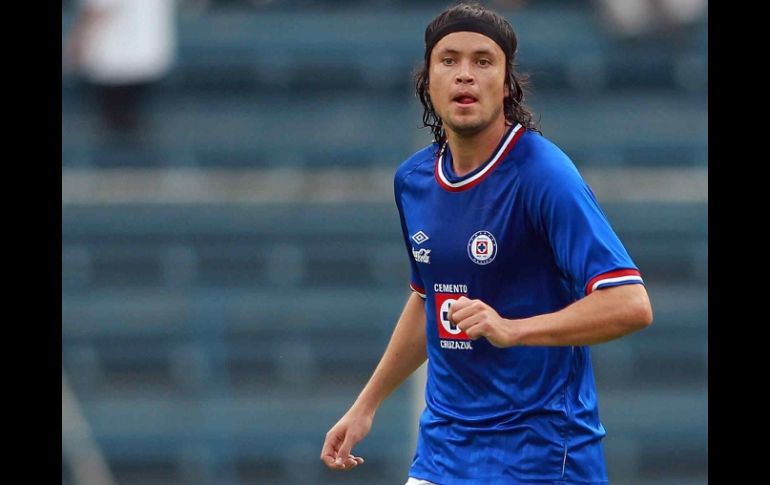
left=442, top=58, right=455, bottom=66
left=478, top=59, right=491, bottom=66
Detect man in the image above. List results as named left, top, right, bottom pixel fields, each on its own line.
left=320, top=3, right=653, bottom=484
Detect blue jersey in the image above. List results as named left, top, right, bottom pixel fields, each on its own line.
left=394, top=124, right=644, bottom=485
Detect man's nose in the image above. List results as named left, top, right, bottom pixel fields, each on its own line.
left=455, top=61, right=474, bottom=84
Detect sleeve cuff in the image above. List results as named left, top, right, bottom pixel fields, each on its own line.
left=585, top=269, right=644, bottom=295
left=410, top=283, right=426, bottom=299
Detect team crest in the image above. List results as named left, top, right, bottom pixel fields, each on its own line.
left=467, top=230, right=497, bottom=265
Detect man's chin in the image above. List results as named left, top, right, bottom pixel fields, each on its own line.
left=445, top=120, right=486, bottom=137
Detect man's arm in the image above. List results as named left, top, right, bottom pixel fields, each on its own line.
left=320, top=291, right=427, bottom=471
left=449, top=283, right=652, bottom=348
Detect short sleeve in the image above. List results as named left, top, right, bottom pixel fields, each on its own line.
left=522, top=151, right=644, bottom=297
left=394, top=172, right=426, bottom=299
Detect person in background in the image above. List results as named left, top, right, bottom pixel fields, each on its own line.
left=592, top=0, right=707, bottom=38
left=63, top=0, right=177, bottom=139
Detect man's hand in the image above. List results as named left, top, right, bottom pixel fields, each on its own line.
left=320, top=411, right=371, bottom=471
left=448, top=296, right=515, bottom=348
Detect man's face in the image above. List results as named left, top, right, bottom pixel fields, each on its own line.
left=428, top=31, right=509, bottom=137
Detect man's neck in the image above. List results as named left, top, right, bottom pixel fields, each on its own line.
left=445, top=119, right=508, bottom=177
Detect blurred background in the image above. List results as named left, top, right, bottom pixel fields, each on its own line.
left=61, top=0, right=707, bottom=484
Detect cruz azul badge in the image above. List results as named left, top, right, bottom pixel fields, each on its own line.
left=468, top=230, right=497, bottom=265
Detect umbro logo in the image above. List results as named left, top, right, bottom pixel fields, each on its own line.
left=411, top=231, right=429, bottom=245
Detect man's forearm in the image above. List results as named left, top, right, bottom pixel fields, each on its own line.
left=348, top=292, right=427, bottom=417
left=512, top=284, right=653, bottom=346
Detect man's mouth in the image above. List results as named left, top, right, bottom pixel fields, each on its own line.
left=453, top=95, right=478, bottom=105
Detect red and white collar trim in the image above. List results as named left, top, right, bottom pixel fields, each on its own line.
left=435, top=123, right=524, bottom=192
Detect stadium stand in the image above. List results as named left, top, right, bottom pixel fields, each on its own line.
left=62, top=3, right=707, bottom=484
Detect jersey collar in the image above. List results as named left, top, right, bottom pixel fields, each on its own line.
left=434, top=122, right=523, bottom=192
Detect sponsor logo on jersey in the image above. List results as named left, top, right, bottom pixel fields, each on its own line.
left=433, top=283, right=468, bottom=293
left=411, top=231, right=429, bottom=245
left=440, top=340, right=473, bottom=350
left=434, top=292, right=472, bottom=349
left=412, top=247, right=431, bottom=264
left=467, top=230, right=497, bottom=265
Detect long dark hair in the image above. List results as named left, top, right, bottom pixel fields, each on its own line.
left=414, top=2, right=540, bottom=146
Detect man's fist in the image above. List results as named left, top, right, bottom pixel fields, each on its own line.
left=447, top=296, right=514, bottom=348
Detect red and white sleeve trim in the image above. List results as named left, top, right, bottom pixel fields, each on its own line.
left=410, top=283, right=426, bottom=299
left=585, top=269, right=643, bottom=295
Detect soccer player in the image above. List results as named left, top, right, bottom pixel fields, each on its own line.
left=320, top=3, right=653, bottom=484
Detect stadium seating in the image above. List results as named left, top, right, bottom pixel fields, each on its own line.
left=62, top=3, right=707, bottom=484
